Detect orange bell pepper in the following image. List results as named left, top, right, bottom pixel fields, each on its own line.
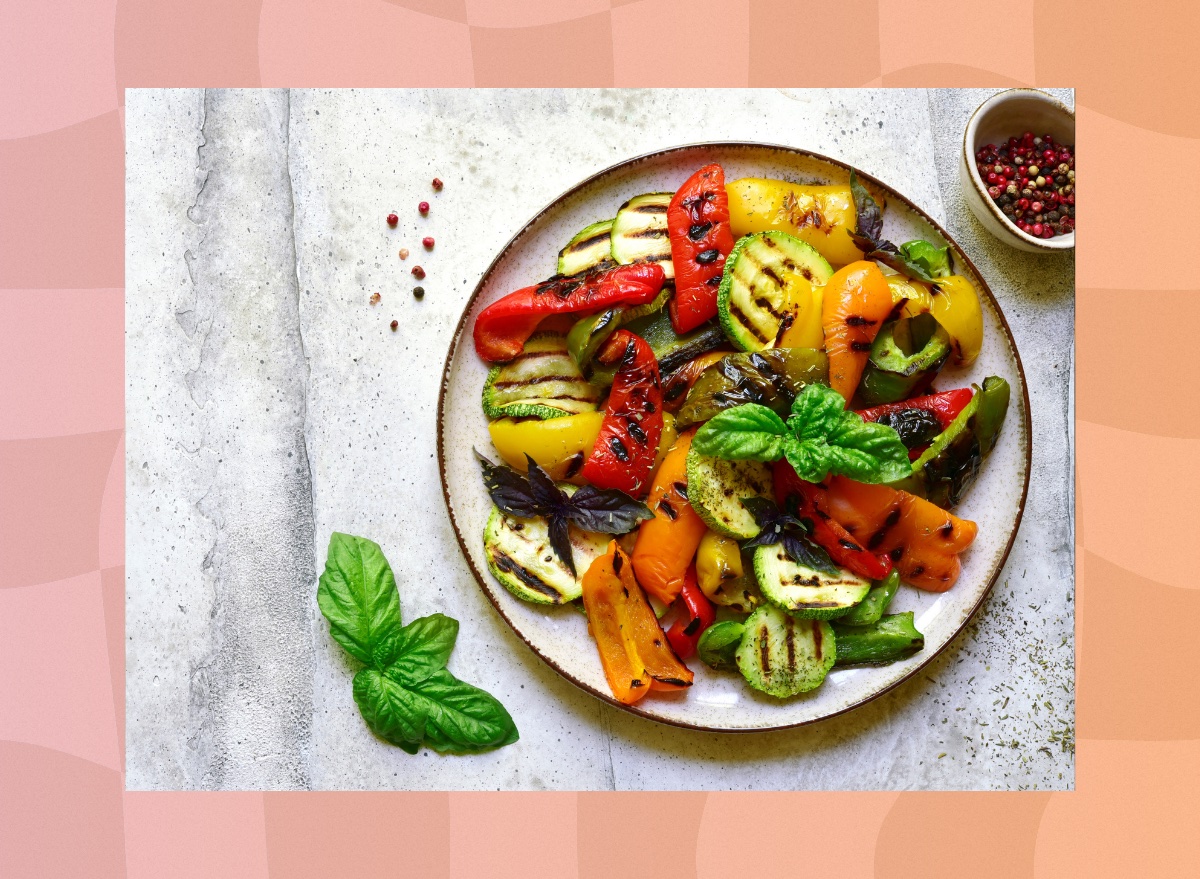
left=821, top=261, right=894, bottom=401
left=823, top=476, right=977, bottom=592
left=582, top=541, right=694, bottom=704
left=631, top=429, right=708, bottom=605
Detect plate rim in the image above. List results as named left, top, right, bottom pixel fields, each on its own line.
left=436, top=140, right=1033, bottom=734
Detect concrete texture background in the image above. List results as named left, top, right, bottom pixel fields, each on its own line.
left=126, top=88, right=1074, bottom=791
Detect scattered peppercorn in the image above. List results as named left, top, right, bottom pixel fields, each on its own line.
left=418, top=201, right=430, bottom=215
left=369, top=292, right=381, bottom=306
left=386, top=213, right=398, bottom=227
left=390, top=320, right=398, bottom=331
left=432, top=178, right=444, bottom=191
left=423, top=236, right=435, bottom=249
left=976, top=130, right=1074, bottom=239
left=413, top=286, right=425, bottom=298
left=412, top=265, right=426, bottom=279
left=399, top=248, right=409, bottom=260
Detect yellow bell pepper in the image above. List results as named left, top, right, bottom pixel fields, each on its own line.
left=694, top=531, right=759, bottom=612
left=886, top=274, right=983, bottom=367
left=488, top=412, right=676, bottom=484
left=727, top=178, right=865, bottom=267
left=778, top=283, right=825, bottom=349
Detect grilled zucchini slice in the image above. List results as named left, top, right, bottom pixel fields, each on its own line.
left=717, top=231, right=834, bottom=351
left=483, top=503, right=610, bottom=605
left=684, top=447, right=773, bottom=539
left=611, top=192, right=674, bottom=280
left=482, top=333, right=600, bottom=420
left=735, top=605, right=835, bottom=697
left=557, top=219, right=615, bottom=277
left=753, top=544, right=871, bottom=620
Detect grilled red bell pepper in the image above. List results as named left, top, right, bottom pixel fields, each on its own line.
left=856, top=388, right=974, bottom=430
left=665, top=568, right=715, bottom=661
left=667, top=164, right=736, bottom=334
left=473, top=263, right=665, bottom=362
left=772, top=460, right=893, bottom=581
left=856, top=388, right=974, bottom=460
left=581, top=329, right=663, bottom=497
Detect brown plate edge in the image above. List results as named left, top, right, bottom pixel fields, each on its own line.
left=435, top=141, right=1034, bottom=735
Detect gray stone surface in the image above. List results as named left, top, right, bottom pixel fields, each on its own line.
left=126, top=88, right=1074, bottom=790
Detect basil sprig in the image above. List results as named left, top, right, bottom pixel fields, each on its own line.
left=477, top=452, right=653, bottom=576
left=740, top=496, right=838, bottom=574
left=848, top=170, right=952, bottom=283
left=318, top=532, right=518, bottom=755
left=692, top=383, right=911, bottom=484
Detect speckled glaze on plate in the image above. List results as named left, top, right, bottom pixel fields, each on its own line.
left=438, top=143, right=1031, bottom=733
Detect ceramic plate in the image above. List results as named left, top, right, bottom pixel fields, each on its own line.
left=438, top=143, right=1031, bottom=732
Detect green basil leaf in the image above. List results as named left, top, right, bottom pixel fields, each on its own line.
left=317, top=532, right=403, bottom=668
left=407, top=669, right=520, bottom=754
left=782, top=386, right=911, bottom=483
left=789, top=383, right=847, bottom=441
left=352, top=668, right=426, bottom=747
left=899, top=240, right=952, bottom=279
left=826, top=415, right=913, bottom=483
left=387, top=613, right=459, bottom=687
left=692, top=404, right=789, bottom=461
left=782, top=435, right=830, bottom=483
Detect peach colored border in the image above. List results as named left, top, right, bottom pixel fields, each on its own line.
left=2, top=0, right=1194, bottom=875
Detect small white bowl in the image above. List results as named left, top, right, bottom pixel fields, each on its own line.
left=960, top=89, right=1075, bottom=253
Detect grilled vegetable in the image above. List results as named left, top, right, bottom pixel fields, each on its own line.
left=478, top=454, right=653, bottom=578
left=902, top=376, right=1010, bottom=508
left=824, top=475, right=977, bottom=592
left=726, top=178, right=867, bottom=266
left=695, top=531, right=760, bottom=611
left=575, top=305, right=725, bottom=388
left=667, top=164, right=736, bottom=333
left=772, top=460, right=893, bottom=581
left=837, top=569, right=900, bottom=627
left=856, top=388, right=974, bottom=452
left=676, top=347, right=828, bottom=428
left=718, top=230, right=834, bottom=351
left=483, top=505, right=610, bottom=604
left=481, top=333, right=601, bottom=419
left=855, top=313, right=951, bottom=407
left=631, top=429, right=708, bottom=604
left=777, top=281, right=824, bottom=349
left=697, top=620, right=745, bottom=671
left=887, top=273, right=984, bottom=367
left=581, top=330, right=664, bottom=497
left=661, top=350, right=730, bottom=413
left=611, top=193, right=674, bottom=280
left=752, top=543, right=870, bottom=620
left=832, top=612, right=924, bottom=665
left=821, top=260, right=895, bottom=401
left=565, top=287, right=671, bottom=373
left=685, top=448, right=773, bottom=539
left=558, top=219, right=615, bottom=277
left=474, top=262, right=665, bottom=363
left=735, top=605, right=835, bottom=697
left=487, top=411, right=603, bottom=482
left=581, top=541, right=693, bottom=704
left=664, top=570, right=716, bottom=660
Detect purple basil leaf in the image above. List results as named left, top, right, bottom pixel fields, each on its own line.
left=849, top=170, right=883, bottom=243
left=547, top=515, right=576, bottom=578
left=476, top=451, right=543, bottom=518
left=871, top=250, right=934, bottom=283
left=781, top=533, right=839, bottom=575
left=564, top=485, right=654, bottom=534
left=524, top=454, right=570, bottom=515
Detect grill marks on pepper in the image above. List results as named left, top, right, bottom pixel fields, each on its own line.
left=609, top=436, right=630, bottom=462
left=867, top=508, right=902, bottom=550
